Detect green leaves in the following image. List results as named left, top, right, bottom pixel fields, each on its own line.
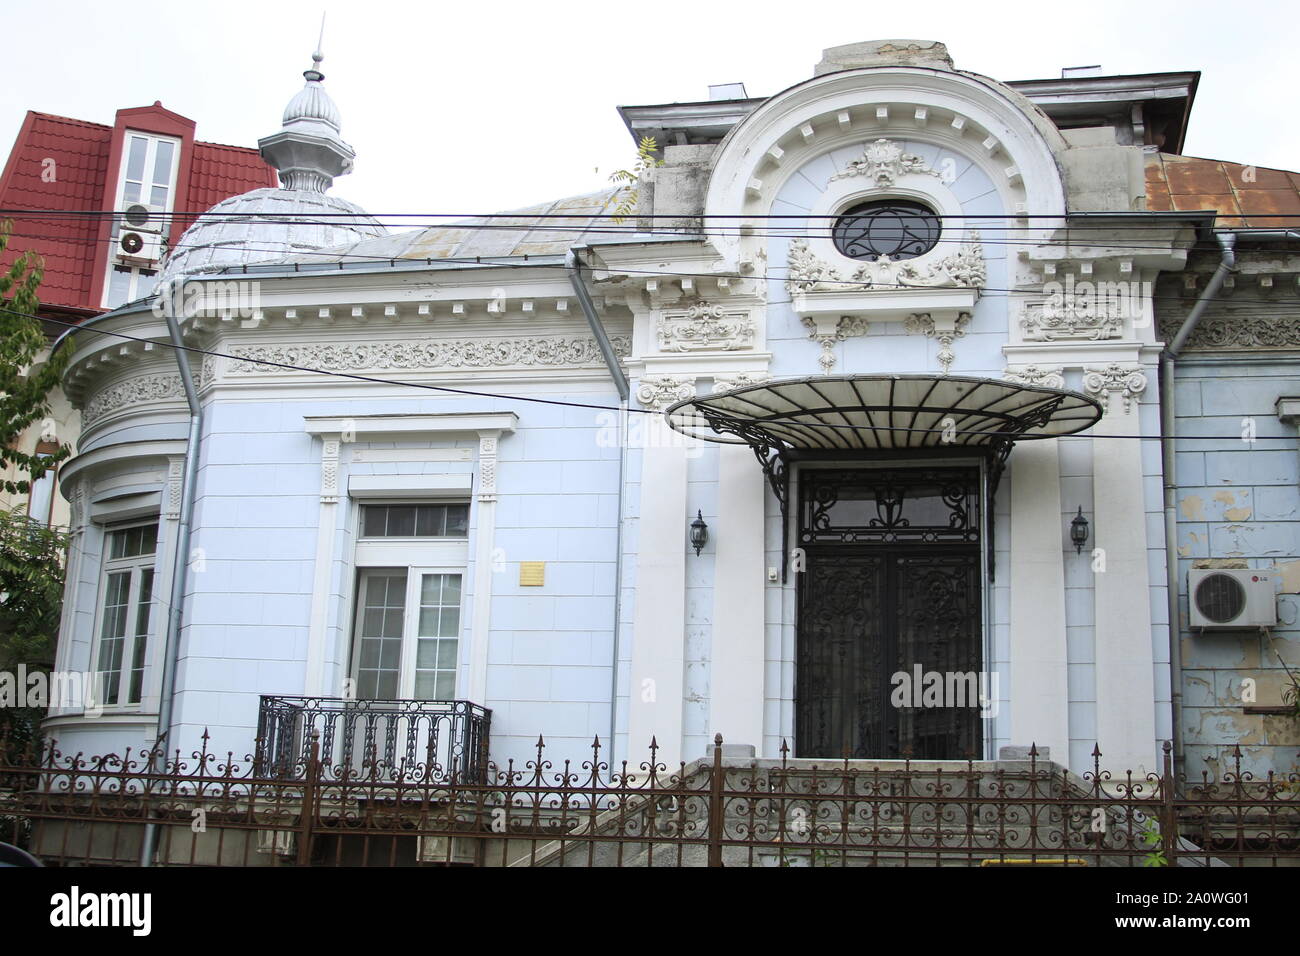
left=0, top=506, right=68, bottom=672
left=0, top=219, right=70, bottom=495
left=608, top=136, right=665, bottom=224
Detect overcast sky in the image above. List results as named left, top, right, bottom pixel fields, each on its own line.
left=3, top=0, right=1296, bottom=227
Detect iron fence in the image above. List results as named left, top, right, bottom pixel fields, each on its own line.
left=1, top=733, right=1296, bottom=867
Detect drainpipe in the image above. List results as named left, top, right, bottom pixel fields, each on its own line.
left=1161, top=232, right=1235, bottom=778
left=567, top=246, right=629, bottom=761
left=139, top=279, right=203, bottom=866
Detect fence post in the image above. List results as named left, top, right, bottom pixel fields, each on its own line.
left=1160, top=740, right=1178, bottom=866
left=707, top=733, right=724, bottom=868
left=296, top=730, right=321, bottom=866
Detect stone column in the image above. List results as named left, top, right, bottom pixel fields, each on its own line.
left=627, top=377, right=693, bottom=769
left=1007, top=438, right=1070, bottom=762
left=710, top=444, right=766, bottom=750
left=1086, top=364, right=1158, bottom=776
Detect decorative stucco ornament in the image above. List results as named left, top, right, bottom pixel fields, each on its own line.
left=1003, top=365, right=1066, bottom=391
left=1082, top=363, right=1148, bottom=414
left=786, top=233, right=985, bottom=294
left=802, top=315, right=869, bottom=373
left=904, top=312, right=970, bottom=375
left=657, top=301, right=755, bottom=352
left=829, top=139, right=943, bottom=188
left=225, top=335, right=631, bottom=376
left=636, top=376, right=696, bottom=411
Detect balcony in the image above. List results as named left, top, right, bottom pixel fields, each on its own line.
left=255, top=696, right=491, bottom=783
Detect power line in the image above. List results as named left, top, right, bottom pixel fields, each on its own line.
left=2, top=223, right=1296, bottom=311
left=4, top=304, right=1295, bottom=444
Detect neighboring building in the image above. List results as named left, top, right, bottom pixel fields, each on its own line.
left=42, top=40, right=1298, bottom=793
left=0, top=102, right=275, bottom=525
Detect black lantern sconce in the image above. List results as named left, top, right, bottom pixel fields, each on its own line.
left=1070, top=506, right=1090, bottom=554
left=690, top=510, right=709, bottom=556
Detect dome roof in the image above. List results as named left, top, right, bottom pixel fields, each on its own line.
left=281, top=52, right=342, bottom=134
left=158, top=51, right=383, bottom=283
left=160, top=188, right=385, bottom=281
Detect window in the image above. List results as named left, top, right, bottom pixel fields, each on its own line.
left=832, top=199, right=941, bottom=261
left=25, top=442, right=59, bottom=527
left=120, top=134, right=178, bottom=210
left=94, top=522, right=159, bottom=707
left=105, top=264, right=159, bottom=309
left=351, top=569, right=462, bottom=700
left=360, top=503, right=469, bottom=538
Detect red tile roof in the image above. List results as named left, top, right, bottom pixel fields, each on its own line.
left=1145, top=153, right=1300, bottom=228
left=0, top=108, right=275, bottom=315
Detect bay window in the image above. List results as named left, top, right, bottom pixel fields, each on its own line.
left=94, top=521, right=159, bottom=707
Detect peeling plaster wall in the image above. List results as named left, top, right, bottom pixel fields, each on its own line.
left=1164, top=328, right=1300, bottom=778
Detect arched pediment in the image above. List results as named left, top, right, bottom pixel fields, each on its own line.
left=704, top=66, right=1068, bottom=269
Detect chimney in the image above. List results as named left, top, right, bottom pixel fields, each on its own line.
left=815, top=39, right=954, bottom=76
left=708, top=82, right=748, bottom=101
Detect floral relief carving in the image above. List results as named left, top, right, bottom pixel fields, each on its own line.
left=786, top=234, right=985, bottom=294
left=712, top=372, right=769, bottom=393
left=657, top=301, right=754, bottom=352
left=828, top=139, right=943, bottom=188
left=1155, top=314, right=1300, bottom=350
left=1003, top=365, right=1066, bottom=391
left=82, top=373, right=185, bottom=426
left=1021, top=299, right=1124, bottom=342
left=225, top=335, right=632, bottom=375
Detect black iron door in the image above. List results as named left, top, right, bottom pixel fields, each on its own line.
left=795, top=468, right=983, bottom=760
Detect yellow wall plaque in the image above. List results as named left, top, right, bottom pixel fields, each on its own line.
left=519, top=561, right=545, bottom=586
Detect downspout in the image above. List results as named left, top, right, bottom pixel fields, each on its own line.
left=1161, top=232, right=1236, bottom=777
left=567, top=246, right=629, bottom=761
left=140, top=280, right=203, bottom=866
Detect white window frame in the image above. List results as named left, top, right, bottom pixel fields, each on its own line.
left=348, top=501, right=470, bottom=701
left=115, top=131, right=181, bottom=215
left=103, top=130, right=179, bottom=307
left=90, top=520, right=160, bottom=710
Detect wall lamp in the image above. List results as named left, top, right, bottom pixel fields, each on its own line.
left=690, top=510, right=709, bottom=556
left=1070, top=507, right=1090, bottom=554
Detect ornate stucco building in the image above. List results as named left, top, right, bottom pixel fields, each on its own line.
left=42, top=40, right=1299, bottom=785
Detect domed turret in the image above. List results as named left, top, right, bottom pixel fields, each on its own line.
left=159, top=50, right=384, bottom=282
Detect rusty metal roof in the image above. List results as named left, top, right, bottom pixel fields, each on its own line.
left=1145, top=153, right=1300, bottom=228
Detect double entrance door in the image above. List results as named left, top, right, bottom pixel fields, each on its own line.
left=795, top=467, right=985, bottom=760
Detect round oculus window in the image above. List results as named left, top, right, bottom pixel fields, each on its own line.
left=831, top=200, right=941, bottom=261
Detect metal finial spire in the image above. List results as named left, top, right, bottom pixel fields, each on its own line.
left=305, top=13, right=326, bottom=81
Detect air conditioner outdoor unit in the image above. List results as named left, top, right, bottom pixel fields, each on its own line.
left=120, top=202, right=166, bottom=233
left=1188, top=568, right=1277, bottom=630
left=118, top=229, right=164, bottom=261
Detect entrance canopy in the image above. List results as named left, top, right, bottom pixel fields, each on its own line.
left=664, top=374, right=1102, bottom=580
left=664, top=374, right=1101, bottom=453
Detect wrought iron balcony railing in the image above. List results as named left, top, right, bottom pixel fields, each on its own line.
left=255, top=696, right=491, bottom=783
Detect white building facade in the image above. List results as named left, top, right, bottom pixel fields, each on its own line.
left=47, top=40, right=1245, bottom=780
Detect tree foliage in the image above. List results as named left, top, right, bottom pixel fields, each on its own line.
left=0, top=218, right=70, bottom=495
left=608, top=136, right=665, bottom=224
